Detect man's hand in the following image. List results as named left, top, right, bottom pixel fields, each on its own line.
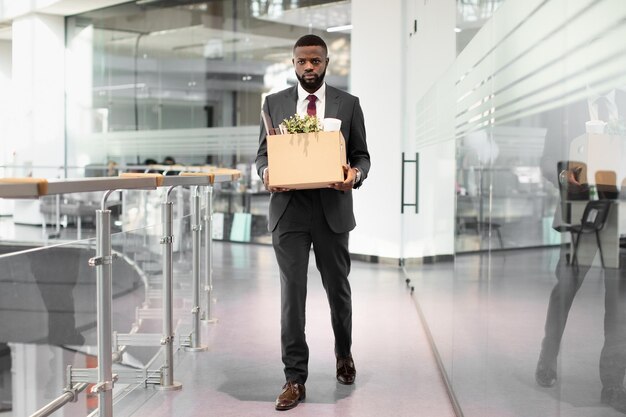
left=560, top=166, right=583, bottom=186
left=330, top=164, right=357, bottom=191
left=264, top=168, right=291, bottom=193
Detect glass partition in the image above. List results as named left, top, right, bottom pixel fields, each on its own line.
left=0, top=184, right=209, bottom=415
left=0, top=234, right=138, bottom=416
left=65, top=0, right=353, bottom=246
left=406, top=0, right=626, bottom=416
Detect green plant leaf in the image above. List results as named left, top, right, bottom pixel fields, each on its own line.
left=281, top=114, right=321, bottom=134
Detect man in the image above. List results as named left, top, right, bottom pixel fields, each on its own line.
left=537, top=88, right=626, bottom=413
left=255, top=34, right=370, bottom=411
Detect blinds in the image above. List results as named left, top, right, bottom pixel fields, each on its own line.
left=415, top=0, right=626, bottom=148
left=77, top=126, right=259, bottom=158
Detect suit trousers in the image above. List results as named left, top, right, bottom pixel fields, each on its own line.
left=272, top=189, right=352, bottom=384
left=540, top=246, right=626, bottom=387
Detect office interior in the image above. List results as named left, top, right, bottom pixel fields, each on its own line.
left=1, top=0, right=626, bottom=416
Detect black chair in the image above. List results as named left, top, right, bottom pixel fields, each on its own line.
left=570, top=200, right=613, bottom=268
left=555, top=161, right=589, bottom=263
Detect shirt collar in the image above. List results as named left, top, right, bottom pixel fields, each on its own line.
left=297, top=82, right=326, bottom=102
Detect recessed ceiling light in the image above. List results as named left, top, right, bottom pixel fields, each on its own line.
left=327, top=24, right=352, bottom=33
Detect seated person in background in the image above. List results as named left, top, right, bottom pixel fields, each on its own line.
left=162, top=156, right=179, bottom=176
left=143, top=158, right=158, bottom=173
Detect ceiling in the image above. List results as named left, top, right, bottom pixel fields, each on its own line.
left=0, top=0, right=132, bottom=37
left=88, top=1, right=352, bottom=80
left=0, top=21, right=10, bottom=40
left=254, top=0, right=350, bottom=32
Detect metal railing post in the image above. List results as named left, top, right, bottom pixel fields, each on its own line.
left=176, top=186, right=184, bottom=260
left=157, top=187, right=183, bottom=390
left=186, top=186, right=208, bottom=352
left=202, top=185, right=217, bottom=323
left=93, top=190, right=115, bottom=417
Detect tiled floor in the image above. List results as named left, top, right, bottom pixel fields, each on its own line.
left=406, top=248, right=626, bottom=417
left=9, top=223, right=623, bottom=417
left=0, top=220, right=454, bottom=417
left=113, top=243, right=456, bottom=417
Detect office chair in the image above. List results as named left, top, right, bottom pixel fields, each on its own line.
left=570, top=199, right=613, bottom=268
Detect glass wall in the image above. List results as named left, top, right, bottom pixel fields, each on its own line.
left=65, top=0, right=352, bottom=244
left=456, top=0, right=505, bottom=54
left=407, top=0, right=626, bottom=416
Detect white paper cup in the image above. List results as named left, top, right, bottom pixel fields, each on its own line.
left=586, top=120, right=606, bottom=134
left=323, top=118, right=342, bottom=132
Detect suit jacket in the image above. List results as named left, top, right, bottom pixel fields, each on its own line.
left=255, top=84, right=371, bottom=233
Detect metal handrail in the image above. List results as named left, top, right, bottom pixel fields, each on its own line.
left=29, top=383, right=89, bottom=417
left=0, top=172, right=239, bottom=417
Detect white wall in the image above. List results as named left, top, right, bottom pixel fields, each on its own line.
left=0, top=39, right=13, bottom=214
left=349, top=0, right=405, bottom=258
left=402, top=0, right=457, bottom=259
left=350, top=0, right=457, bottom=260
left=0, top=39, right=11, bottom=167
left=65, top=22, right=93, bottom=169
left=0, top=0, right=131, bottom=177
left=9, top=13, right=65, bottom=178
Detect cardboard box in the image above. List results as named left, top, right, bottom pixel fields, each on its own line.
left=268, top=131, right=346, bottom=189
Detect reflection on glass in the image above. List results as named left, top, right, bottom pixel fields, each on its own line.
left=67, top=0, right=350, bottom=133
left=534, top=81, right=626, bottom=412
left=456, top=0, right=506, bottom=54
left=0, top=190, right=204, bottom=414
left=65, top=0, right=352, bottom=246
left=417, top=1, right=626, bottom=416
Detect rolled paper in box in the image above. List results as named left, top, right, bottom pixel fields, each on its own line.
left=585, top=120, right=606, bottom=134
left=323, top=118, right=342, bottom=132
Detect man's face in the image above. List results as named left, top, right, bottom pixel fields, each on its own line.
left=293, top=45, right=329, bottom=93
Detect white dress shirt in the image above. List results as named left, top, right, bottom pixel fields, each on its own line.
left=297, top=82, right=326, bottom=119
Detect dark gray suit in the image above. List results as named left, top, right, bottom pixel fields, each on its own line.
left=255, top=84, right=370, bottom=384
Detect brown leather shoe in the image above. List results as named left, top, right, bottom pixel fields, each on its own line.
left=275, top=381, right=306, bottom=411
left=336, top=355, right=356, bottom=385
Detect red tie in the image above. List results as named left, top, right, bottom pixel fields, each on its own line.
left=306, top=95, right=317, bottom=116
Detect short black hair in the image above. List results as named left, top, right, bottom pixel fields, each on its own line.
left=293, top=34, right=328, bottom=56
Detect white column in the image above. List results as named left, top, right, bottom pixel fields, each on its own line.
left=351, top=0, right=457, bottom=260
left=65, top=21, right=94, bottom=168
left=0, top=39, right=12, bottom=171
left=0, top=39, right=13, bottom=215
left=402, top=0, right=457, bottom=260
left=10, top=13, right=65, bottom=178
left=350, top=0, right=405, bottom=259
